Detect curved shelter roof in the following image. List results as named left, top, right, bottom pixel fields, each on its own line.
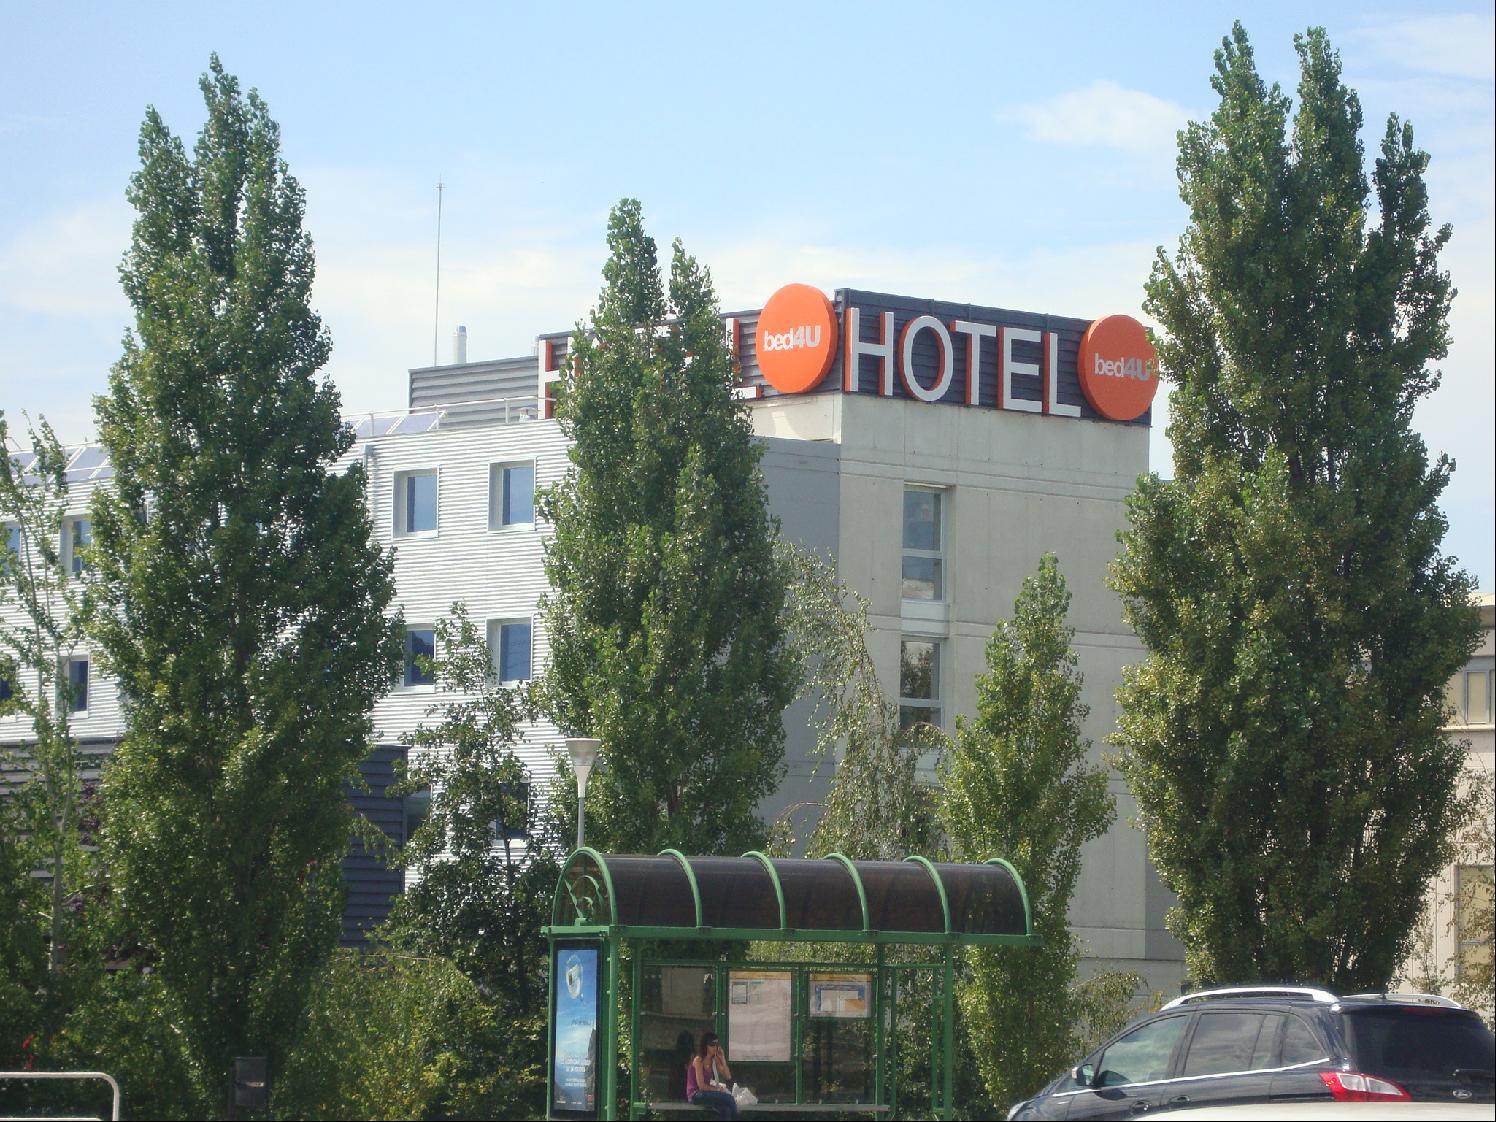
left=549, top=848, right=1036, bottom=946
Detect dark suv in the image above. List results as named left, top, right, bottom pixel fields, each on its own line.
left=1007, top=986, right=1495, bottom=1120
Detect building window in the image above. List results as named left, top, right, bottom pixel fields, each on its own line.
left=488, top=619, right=532, bottom=683
left=403, top=786, right=431, bottom=846
left=402, top=628, right=436, bottom=687
left=1456, top=864, right=1493, bottom=979
left=899, top=638, right=941, bottom=729
left=61, top=658, right=89, bottom=713
left=0, top=673, right=13, bottom=704
left=902, top=487, right=944, bottom=600
left=490, top=462, right=535, bottom=529
left=1447, top=661, right=1495, bottom=725
left=494, top=781, right=530, bottom=842
left=394, top=470, right=438, bottom=536
left=62, top=517, right=92, bottom=576
left=3, top=524, right=20, bottom=573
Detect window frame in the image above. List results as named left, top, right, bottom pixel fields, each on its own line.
left=494, top=780, right=531, bottom=842
left=393, top=468, right=440, bottom=538
left=901, top=485, right=946, bottom=603
left=401, top=626, right=437, bottom=689
left=60, top=656, right=89, bottom=715
left=488, top=617, right=534, bottom=684
left=61, top=516, right=92, bottom=576
left=1455, top=863, right=1494, bottom=979
left=898, top=636, right=942, bottom=730
left=489, top=459, right=537, bottom=531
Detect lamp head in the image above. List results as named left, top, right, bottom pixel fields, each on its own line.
left=566, top=737, right=601, bottom=795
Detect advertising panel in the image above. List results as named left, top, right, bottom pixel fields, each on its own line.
left=728, top=970, right=793, bottom=1061
left=551, top=943, right=601, bottom=1118
left=809, top=972, right=871, bottom=1019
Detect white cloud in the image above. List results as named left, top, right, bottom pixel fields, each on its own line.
left=1003, top=80, right=1191, bottom=155
left=1351, top=13, right=1495, bottom=81
left=0, top=197, right=132, bottom=321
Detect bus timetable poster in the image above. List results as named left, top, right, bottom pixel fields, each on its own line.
left=551, top=944, right=600, bottom=1118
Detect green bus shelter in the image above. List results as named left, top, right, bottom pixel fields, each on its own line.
left=544, top=848, right=1037, bottom=1120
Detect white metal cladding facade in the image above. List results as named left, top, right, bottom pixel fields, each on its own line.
left=0, top=461, right=122, bottom=744
left=349, top=403, right=571, bottom=782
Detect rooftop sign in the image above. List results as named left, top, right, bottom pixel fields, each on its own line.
left=538, top=284, right=1159, bottom=424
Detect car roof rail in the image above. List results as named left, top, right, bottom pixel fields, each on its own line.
left=1340, top=991, right=1465, bottom=1009
left=1162, top=986, right=1340, bottom=1010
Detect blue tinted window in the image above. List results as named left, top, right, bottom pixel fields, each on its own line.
left=65, top=659, right=89, bottom=712
left=503, top=464, right=535, bottom=526
left=401, top=473, right=437, bottom=534
left=68, top=519, right=92, bottom=575
left=404, top=629, right=435, bottom=686
left=500, top=621, right=531, bottom=682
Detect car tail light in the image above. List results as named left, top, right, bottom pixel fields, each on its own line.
left=1319, top=1072, right=1412, bottom=1102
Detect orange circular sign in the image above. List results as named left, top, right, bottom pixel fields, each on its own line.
left=756, top=283, right=837, bottom=394
left=1077, top=314, right=1159, bottom=421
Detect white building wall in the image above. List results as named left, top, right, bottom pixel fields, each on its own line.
left=347, top=412, right=572, bottom=784
left=0, top=466, right=123, bottom=747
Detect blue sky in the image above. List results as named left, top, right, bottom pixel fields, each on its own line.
left=2, top=1, right=1491, bottom=585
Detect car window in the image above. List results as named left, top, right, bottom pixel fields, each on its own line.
left=1281, top=1015, right=1324, bottom=1066
left=1250, top=1013, right=1283, bottom=1069
left=1182, top=1012, right=1272, bottom=1076
left=1097, top=1015, right=1188, bottom=1087
left=1340, top=1008, right=1495, bottom=1080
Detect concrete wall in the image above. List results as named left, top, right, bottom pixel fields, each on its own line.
left=750, top=391, right=1184, bottom=991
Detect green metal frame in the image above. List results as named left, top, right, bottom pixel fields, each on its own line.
left=545, top=850, right=1038, bottom=1121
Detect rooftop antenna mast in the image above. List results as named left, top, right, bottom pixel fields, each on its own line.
left=432, top=178, right=444, bottom=367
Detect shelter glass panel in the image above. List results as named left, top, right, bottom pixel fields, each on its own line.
left=802, top=1003, right=873, bottom=1103
left=690, top=857, right=782, bottom=930
left=556, top=852, right=613, bottom=927
left=771, top=859, right=865, bottom=932
left=639, top=965, right=716, bottom=1102
left=606, top=855, right=697, bottom=928
left=932, top=862, right=1027, bottom=936
left=857, top=861, right=945, bottom=933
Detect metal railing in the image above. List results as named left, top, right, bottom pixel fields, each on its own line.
left=0, top=1071, right=121, bottom=1121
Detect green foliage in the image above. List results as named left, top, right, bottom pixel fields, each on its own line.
left=1112, top=24, right=1480, bottom=990
left=381, top=603, right=556, bottom=1118
left=538, top=198, right=794, bottom=855
left=771, top=542, right=940, bottom=859
left=52, top=965, right=209, bottom=1121
left=0, top=413, right=94, bottom=1062
left=88, top=56, right=401, bottom=1105
left=941, top=554, right=1138, bottom=1111
left=276, top=950, right=536, bottom=1121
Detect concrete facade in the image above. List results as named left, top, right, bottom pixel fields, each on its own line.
left=746, top=387, right=1181, bottom=991
left=1397, top=594, right=1495, bottom=1018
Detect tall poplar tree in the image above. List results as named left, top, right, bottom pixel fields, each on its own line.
left=1110, top=25, right=1479, bottom=990
left=539, top=199, right=794, bottom=855
left=941, top=555, right=1135, bottom=1110
left=90, top=58, right=401, bottom=1107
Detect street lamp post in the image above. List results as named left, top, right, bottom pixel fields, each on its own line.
left=566, top=737, right=601, bottom=851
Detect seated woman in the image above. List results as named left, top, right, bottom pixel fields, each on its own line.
left=685, top=1032, right=739, bottom=1120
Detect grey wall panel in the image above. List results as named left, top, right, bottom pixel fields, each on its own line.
left=342, top=743, right=407, bottom=948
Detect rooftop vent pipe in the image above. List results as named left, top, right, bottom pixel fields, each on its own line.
left=452, top=325, right=467, bottom=365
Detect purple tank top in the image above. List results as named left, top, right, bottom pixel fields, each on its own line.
left=685, top=1058, right=701, bottom=1099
